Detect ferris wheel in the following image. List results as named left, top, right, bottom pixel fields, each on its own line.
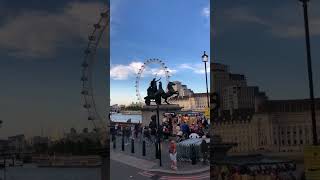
left=81, top=9, right=109, bottom=133
left=135, top=58, right=171, bottom=106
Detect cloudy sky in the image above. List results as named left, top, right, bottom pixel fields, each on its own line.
left=110, top=0, right=210, bottom=105
left=0, top=0, right=108, bottom=138
left=213, top=0, right=320, bottom=99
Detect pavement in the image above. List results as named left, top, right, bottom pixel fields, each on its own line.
left=110, top=135, right=209, bottom=179
left=110, top=159, right=210, bottom=180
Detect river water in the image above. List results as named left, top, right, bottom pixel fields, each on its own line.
left=110, top=113, right=141, bottom=123
left=0, top=164, right=100, bottom=180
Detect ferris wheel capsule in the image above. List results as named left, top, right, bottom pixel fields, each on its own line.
left=81, top=76, right=88, bottom=81
left=84, top=49, right=91, bottom=54
left=83, top=104, right=91, bottom=109
left=81, top=90, right=89, bottom=95
left=82, top=62, right=89, bottom=68
left=88, top=116, right=95, bottom=121
left=89, top=35, right=96, bottom=41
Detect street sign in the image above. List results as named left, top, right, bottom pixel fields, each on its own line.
left=304, top=145, right=320, bottom=180
left=204, top=107, right=210, bottom=119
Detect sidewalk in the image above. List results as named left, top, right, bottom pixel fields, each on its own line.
left=110, top=135, right=209, bottom=175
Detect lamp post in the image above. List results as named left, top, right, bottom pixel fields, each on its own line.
left=156, top=105, right=162, bottom=167
left=202, top=51, right=210, bottom=108
left=299, top=0, right=318, bottom=145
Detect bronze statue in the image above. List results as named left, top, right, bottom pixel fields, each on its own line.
left=144, top=79, right=179, bottom=105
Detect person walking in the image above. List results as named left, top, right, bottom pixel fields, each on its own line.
left=200, top=137, right=208, bottom=164
left=169, top=140, right=177, bottom=170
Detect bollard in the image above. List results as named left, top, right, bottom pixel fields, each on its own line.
left=122, top=136, right=125, bottom=151
left=142, top=140, right=146, bottom=156
left=191, top=145, right=197, bottom=165
left=111, top=134, right=114, bottom=142
left=113, top=136, right=116, bottom=149
left=131, top=138, right=135, bottom=153
left=155, top=141, right=159, bottom=159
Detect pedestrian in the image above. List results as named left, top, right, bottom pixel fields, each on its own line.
left=125, top=127, right=130, bottom=145
left=200, top=136, right=208, bottom=164
left=115, top=123, right=118, bottom=135
left=169, top=140, right=177, bottom=170
left=175, top=124, right=181, bottom=136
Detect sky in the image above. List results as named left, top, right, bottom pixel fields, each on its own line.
left=213, top=0, right=320, bottom=100
left=0, top=0, right=108, bottom=138
left=110, top=0, right=210, bottom=105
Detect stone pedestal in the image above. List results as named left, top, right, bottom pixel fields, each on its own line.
left=141, top=104, right=182, bottom=126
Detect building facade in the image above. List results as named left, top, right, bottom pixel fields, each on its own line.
left=213, top=99, right=320, bottom=153
left=172, top=81, right=194, bottom=97
left=8, top=134, right=26, bottom=154
left=169, top=93, right=209, bottom=112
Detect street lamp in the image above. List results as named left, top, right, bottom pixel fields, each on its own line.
left=156, top=105, right=162, bottom=167
left=299, top=0, right=318, bottom=145
left=202, top=51, right=210, bottom=108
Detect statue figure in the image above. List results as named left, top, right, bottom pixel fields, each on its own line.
left=160, top=82, right=179, bottom=104
left=151, top=78, right=160, bottom=91
left=144, top=79, right=179, bottom=105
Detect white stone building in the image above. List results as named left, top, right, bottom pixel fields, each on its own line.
left=172, top=81, right=194, bottom=97
left=213, top=99, right=320, bottom=153
left=169, top=93, right=209, bottom=112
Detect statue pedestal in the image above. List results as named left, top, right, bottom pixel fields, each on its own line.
left=141, top=104, right=182, bottom=126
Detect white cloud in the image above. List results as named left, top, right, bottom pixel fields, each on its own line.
left=110, top=61, right=143, bottom=80
left=0, top=2, right=108, bottom=58
left=202, top=6, right=210, bottom=17
left=179, top=63, right=210, bottom=74
left=110, top=61, right=177, bottom=80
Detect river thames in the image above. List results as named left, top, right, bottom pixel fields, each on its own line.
left=110, top=113, right=141, bottom=123
left=0, top=164, right=100, bottom=180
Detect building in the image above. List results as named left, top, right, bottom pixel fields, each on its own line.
left=30, top=136, right=50, bottom=146
left=64, top=128, right=100, bottom=143
left=111, top=104, right=121, bottom=112
left=211, top=63, right=267, bottom=120
left=169, top=93, right=209, bottom=112
left=223, top=86, right=267, bottom=114
left=212, top=62, right=320, bottom=154
left=212, top=63, right=248, bottom=113
left=8, top=134, right=26, bottom=154
left=172, top=81, right=194, bottom=97
left=0, top=140, right=9, bottom=152
left=214, top=98, right=320, bottom=153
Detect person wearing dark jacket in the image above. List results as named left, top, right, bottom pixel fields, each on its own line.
left=200, top=138, right=208, bottom=164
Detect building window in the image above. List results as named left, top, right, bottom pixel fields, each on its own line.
left=282, top=140, right=285, bottom=145
left=274, top=140, right=277, bottom=145
left=288, top=140, right=291, bottom=145
left=294, top=140, right=297, bottom=145
left=300, top=140, right=303, bottom=144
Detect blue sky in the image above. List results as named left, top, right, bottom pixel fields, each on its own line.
left=213, top=0, right=320, bottom=100
left=110, top=0, right=210, bottom=105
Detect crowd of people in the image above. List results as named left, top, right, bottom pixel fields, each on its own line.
left=111, top=112, right=210, bottom=170
left=112, top=113, right=209, bottom=143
